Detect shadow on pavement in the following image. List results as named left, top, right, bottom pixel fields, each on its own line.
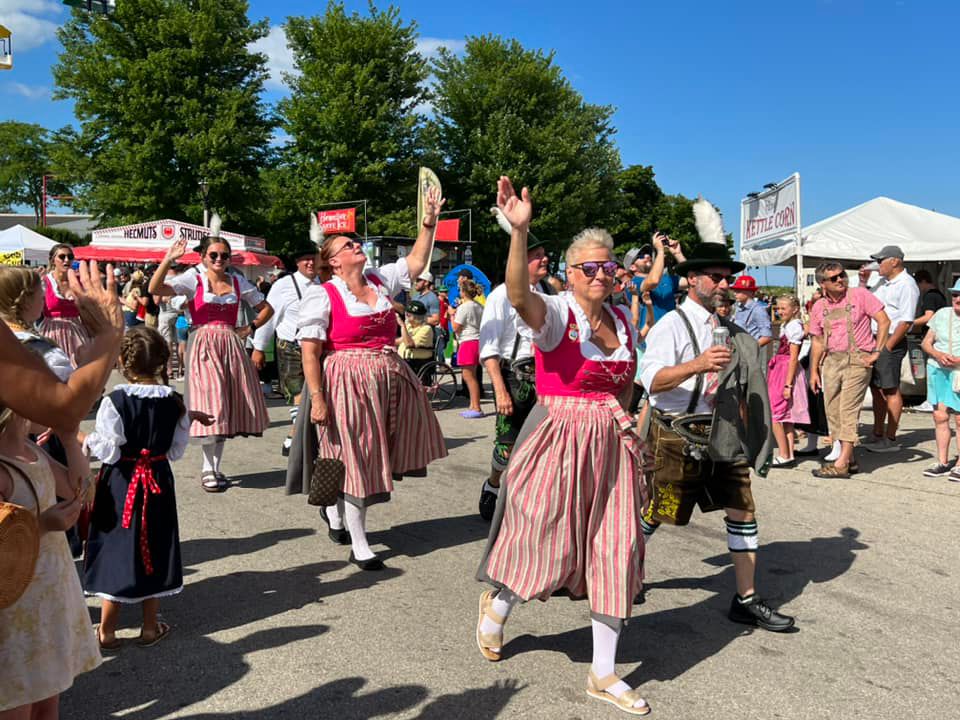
left=227, top=469, right=288, bottom=490
left=62, top=625, right=329, bottom=720
left=369, top=513, right=490, bottom=559
left=444, top=435, right=486, bottom=450
left=500, top=528, right=867, bottom=685
left=410, top=679, right=527, bottom=719
left=180, top=527, right=314, bottom=570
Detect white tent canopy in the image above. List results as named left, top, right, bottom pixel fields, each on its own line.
left=741, top=197, right=960, bottom=267
left=0, top=224, right=57, bottom=266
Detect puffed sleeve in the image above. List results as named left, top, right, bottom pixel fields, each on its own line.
left=784, top=319, right=805, bottom=344
left=376, top=257, right=412, bottom=297
left=166, top=408, right=192, bottom=462
left=297, top=284, right=331, bottom=341
left=519, top=294, right=569, bottom=352
left=236, top=273, right=266, bottom=306
left=166, top=268, right=200, bottom=299
left=83, top=396, right=126, bottom=465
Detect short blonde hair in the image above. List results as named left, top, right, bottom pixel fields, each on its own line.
left=565, top=228, right=614, bottom=265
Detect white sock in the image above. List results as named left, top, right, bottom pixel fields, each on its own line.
left=326, top=500, right=345, bottom=530
left=344, top=503, right=374, bottom=560
left=479, top=589, right=518, bottom=650
left=825, top=439, right=841, bottom=462
left=591, top=619, right=644, bottom=707
left=212, top=440, right=225, bottom=473
left=201, top=443, right=216, bottom=473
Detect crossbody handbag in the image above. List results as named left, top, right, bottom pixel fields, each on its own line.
left=0, top=458, right=41, bottom=609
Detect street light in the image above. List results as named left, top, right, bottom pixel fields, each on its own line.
left=198, top=179, right=210, bottom=228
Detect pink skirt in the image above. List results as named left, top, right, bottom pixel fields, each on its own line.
left=484, top=395, right=647, bottom=619
left=40, top=317, right=90, bottom=368
left=457, top=339, right=479, bottom=367
left=186, top=325, right=268, bottom=438
left=318, top=349, right=447, bottom=506
left=767, top=354, right=811, bottom=424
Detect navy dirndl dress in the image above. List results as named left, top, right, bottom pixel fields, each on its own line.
left=83, top=385, right=188, bottom=603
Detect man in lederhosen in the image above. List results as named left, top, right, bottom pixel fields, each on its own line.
left=638, top=198, right=796, bottom=632
left=252, top=234, right=322, bottom=456
left=476, top=235, right=553, bottom=521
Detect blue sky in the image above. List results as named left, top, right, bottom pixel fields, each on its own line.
left=2, top=1, right=958, bottom=285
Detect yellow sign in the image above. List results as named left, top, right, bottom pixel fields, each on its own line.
left=417, top=167, right=441, bottom=230
left=0, top=250, right=25, bottom=266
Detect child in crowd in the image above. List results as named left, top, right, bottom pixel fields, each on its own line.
left=0, top=404, right=101, bottom=717
left=83, top=326, right=190, bottom=649
left=397, top=300, right=435, bottom=377
left=768, top=295, right=810, bottom=466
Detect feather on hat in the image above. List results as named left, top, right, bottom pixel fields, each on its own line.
left=673, top=196, right=745, bottom=275
left=489, top=206, right=548, bottom=252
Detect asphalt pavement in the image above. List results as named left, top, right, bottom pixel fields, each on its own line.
left=62, top=379, right=960, bottom=720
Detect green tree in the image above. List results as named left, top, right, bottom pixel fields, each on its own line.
left=427, top=35, right=622, bottom=278
left=0, top=122, right=71, bottom=223
left=608, top=164, right=664, bottom=246
left=265, top=2, right=428, bottom=255
left=52, top=0, right=274, bottom=231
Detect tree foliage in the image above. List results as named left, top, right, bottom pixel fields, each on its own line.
left=0, top=122, right=70, bottom=222
left=426, top=35, right=622, bottom=277
left=51, top=0, right=274, bottom=231
left=264, top=2, right=428, bottom=255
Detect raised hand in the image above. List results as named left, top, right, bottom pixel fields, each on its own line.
left=496, top=176, right=533, bottom=229
left=652, top=231, right=666, bottom=252
left=68, top=261, right=123, bottom=336
left=423, top=185, right=446, bottom=225
left=165, top=237, right=188, bottom=262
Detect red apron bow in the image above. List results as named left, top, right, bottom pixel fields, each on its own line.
left=120, top=449, right=166, bottom=575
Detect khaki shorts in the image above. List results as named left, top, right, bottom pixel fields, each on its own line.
left=822, top=351, right=873, bottom=443
left=643, top=418, right=754, bottom=526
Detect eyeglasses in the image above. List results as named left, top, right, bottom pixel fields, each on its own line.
left=56, top=253, right=74, bottom=261
left=697, top=272, right=734, bottom=284
left=333, top=239, right=362, bottom=255
left=207, top=251, right=230, bottom=262
left=825, top=273, right=847, bottom=283
left=570, top=261, right=619, bottom=278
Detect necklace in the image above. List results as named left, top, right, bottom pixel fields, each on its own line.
left=589, top=315, right=604, bottom=332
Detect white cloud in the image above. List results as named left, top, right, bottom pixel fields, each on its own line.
left=0, top=0, right=64, bottom=52
left=9, top=82, right=50, bottom=99
left=250, top=25, right=297, bottom=92
left=415, top=37, right=466, bottom=59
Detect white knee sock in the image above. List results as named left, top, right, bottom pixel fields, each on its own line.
left=591, top=619, right=644, bottom=707
left=201, top=442, right=216, bottom=473
left=479, top=589, right=519, bottom=649
left=211, top=440, right=225, bottom=473
left=344, top=503, right=374, bottom=560
left=325, top=499, right=345, bottom=530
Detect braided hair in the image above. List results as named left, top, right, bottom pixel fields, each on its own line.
left=119, top=326, right=186, bottom=417
left=0, top=267, right=42, bottom=328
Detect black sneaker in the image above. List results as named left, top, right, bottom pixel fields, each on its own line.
left=923, top=458, right=957, bottom=478
left=728, top=594, right=795, bottom=632
left=478, top=481, right=498, bottom=522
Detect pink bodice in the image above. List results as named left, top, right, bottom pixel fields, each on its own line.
left=535, top=306, right=636, bottom=399
left=322, top=275, right=396, bottom=351
left=187, top=273, right=241, bottom=327
left=43, top=275, right=80, bottom=319
left=774, top=333, right=792, bottom=357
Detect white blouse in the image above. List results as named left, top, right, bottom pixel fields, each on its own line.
left=782, top=318, right=804, bottom=345
left=297, top=259, right=411, bottom=341
left=522, top=292, right=636, bottom=362
left=15, top=330, right=74, bottom=382
left=84, top=384, right=190, bottom=466
left=165, top=266, right=264, bottom=307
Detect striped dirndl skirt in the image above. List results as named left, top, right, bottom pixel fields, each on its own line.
left=482, top=395, right=648, bottom=619
left=319, top=348, right=447, bottom=507
left=40, top=317, right=90, bottom=368
left=186, top=324, right=268, bottom=439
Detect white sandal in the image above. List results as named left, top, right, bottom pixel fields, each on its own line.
left=586, top=671, right=651, bottom=716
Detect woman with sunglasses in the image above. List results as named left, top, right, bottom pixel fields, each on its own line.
left=291, top=187, right=448, bottom=572
left=148, top=215, right=273, bottom=492
left=476, top=177, right=650, bottom=716
left=40, top=243, right=91, bottom=367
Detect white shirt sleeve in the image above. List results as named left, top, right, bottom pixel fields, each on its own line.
left=521, top=294, right=569, bottom=353
left=375, top=257, right=412, bottom=297
left=83, top=396, right=125, bottom=465
left=166, top=269, right=199, bottom=299
left=638, top=314, right=679, bottom=391
left=297, top=283, right=331, bottom=341
left=253, top=278, right=287, bottom=350
left=167, top=409, right=192, bottom=462
left=236, top=273, right=266, bottom=307
left=478, top=293, right=508, bottom=361
left=784, top=319, right=805, bottom=344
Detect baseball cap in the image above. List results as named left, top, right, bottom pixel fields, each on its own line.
left=869, top=245, right=904, bottom=261
left=405, top=300, right=427, bottom=315
left=113, top=268, right=122, bottom=277
left=418, top=271, right=433, bottom=283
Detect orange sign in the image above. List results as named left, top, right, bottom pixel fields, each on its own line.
left=318, top=208, right=356, bottom=234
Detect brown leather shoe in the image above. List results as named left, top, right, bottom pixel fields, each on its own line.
left=812, top=463, right=850, bottom=479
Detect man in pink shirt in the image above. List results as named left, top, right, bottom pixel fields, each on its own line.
left=808, top=261, right=890, bottom=478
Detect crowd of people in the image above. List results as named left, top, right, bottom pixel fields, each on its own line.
left=4, top=175, right=960, bottom=718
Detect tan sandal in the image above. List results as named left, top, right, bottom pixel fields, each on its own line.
left=586, top=671, right=651, bottom=716
left=476, top=590, right=504, bottom=662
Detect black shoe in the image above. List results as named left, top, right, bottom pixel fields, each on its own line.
left=349, top=551, right=384, bottom=571
left=319, top=507, right=351, bottom=545
left=728, top=594, right=795, bottom=632
left=281, top=441, right=291, bottom=457
left=793, top=448, right=821, bottom=457
left=478, top=481, right=498, bottom=522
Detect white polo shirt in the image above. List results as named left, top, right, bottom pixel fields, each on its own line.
left=872, top=269, right=919, bottom=335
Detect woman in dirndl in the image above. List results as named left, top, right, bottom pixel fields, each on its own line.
left=476, top=177, right=651, bottom=716
left=40, top=242, right=91, bottom=367
left=148, top=215, right=273, bottom=492
left=290, top=187, right=448, bottom=571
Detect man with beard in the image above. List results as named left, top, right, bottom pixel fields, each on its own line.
left=638, top=198, right=795, bottom=633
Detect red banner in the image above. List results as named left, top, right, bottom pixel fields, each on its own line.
left=435, top=218, right=460, bottom=242
left=317, top=207, right=356, bottom=234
